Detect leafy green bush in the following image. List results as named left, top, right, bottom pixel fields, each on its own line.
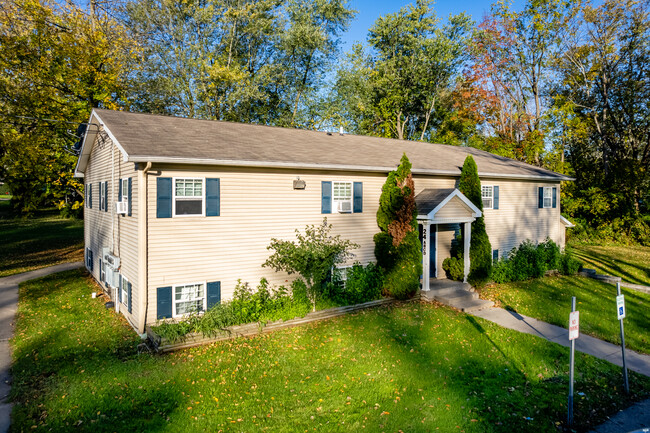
left=442, top=255, right=464, bottom=281
left=327, top=262, right=384, bottom=305
left=264, top=219, right=359, bottom=311
left=373, top=154, right=422, bottom=299
left=152, top=278, right=311, bottom=343
left=558, top=251, right=581, bottom=275
left=490, top=238, right=572, bottom=283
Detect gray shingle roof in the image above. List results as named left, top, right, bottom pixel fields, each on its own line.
left=80, top=108, right=571, bottom=181
left=415, top=188, right=457, bottom=216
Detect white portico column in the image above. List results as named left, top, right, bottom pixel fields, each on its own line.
left=422, top=222, right=431, bottom=291
left=463, top=221, right=471, bottom=283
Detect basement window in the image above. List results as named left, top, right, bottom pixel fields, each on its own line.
left=173, top=283, right=206, bottom=317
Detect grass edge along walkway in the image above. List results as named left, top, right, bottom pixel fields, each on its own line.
left=0, top=262, right=84, bottom=433
left=472, top=307, right=650, bottom=377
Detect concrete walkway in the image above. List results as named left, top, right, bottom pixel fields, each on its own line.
left=472, top=307, right=650, bottom=432
left=0, top=262, right=84, bottom=433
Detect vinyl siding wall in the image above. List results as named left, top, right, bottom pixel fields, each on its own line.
left=83, top=125, right=139, bottom=329
left=145, top=165, right=562, bottom=323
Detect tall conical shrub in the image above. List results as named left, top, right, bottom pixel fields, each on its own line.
left=374, top=154, right=422, bottom=299
left=458, top=155, right=492, bottom=285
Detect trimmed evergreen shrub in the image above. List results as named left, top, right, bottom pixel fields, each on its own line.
left=442, top=255, right=464, bottom=281
left=458, top=155, right=492, bottom=285
left=373, top=154, right=422, bottom=299
left=558, top=251, right=582, bottom=275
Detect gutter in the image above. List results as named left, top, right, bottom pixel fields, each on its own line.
left=137, top=161, right=152, bottom=336
left=127, top=156, right=574, bottom=182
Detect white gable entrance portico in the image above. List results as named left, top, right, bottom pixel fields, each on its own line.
left=416, top=188, right=482, bottom=291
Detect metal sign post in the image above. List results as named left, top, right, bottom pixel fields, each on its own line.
left=616, top=283, right=630, bottom=393
left=568, top=296, right=578, bottom=427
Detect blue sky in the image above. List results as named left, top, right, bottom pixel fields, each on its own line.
left=339, top=0, right=524, bottom=50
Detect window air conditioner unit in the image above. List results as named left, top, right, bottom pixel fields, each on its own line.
left=116, top=201, right=128, bottom=214
left=337, top=201, right=352, bottom=213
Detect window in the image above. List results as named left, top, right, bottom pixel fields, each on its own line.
left=543, top=187, right=553, bottom=208
left=332, top=181, right=352, bottom=213
left=492, top=249, right=499, bottom=262
left=174, top=178, right=204, bottom=216
left=333, top=266, right=351, bottom=289
left=173, top=283, right=206, bottom=317
left=121, top=178, right=128, bottom=206
left=99, top=182, right=105, bottom=210
left=99, top=259, right=105, bottom=283
left=482, top=186, right=493, bottom=209
left=85, top=248, right=93, bottom=270
left=120, top=275, right=129, bottom=305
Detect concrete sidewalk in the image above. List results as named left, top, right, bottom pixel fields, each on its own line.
left=0, top=262, right=84, bottom=433
left=472, top=307, right=650, bottom=432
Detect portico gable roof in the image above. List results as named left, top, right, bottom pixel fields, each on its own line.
left=415, top=188, right=482, bottom=224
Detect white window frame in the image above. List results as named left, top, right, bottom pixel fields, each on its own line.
left=334, top=265, right=352, bottom=289
left=120, top=274, right=129, bottom=305
left=172, top=177, right=205, bottom=217
left=99, top=182, right=105, bottom=210
left=332, top=181, right=353, bottom=213
left=172, top=281, right=207, bottom=318
left=482, top=185, right=493, bottom=210
left=99, top=260, right=105, bottom=283
left=85, top=248, right=92, bottom=269
left=121, top=178, right=128, bottom=207
left=543, top=187, right=553, bottom=208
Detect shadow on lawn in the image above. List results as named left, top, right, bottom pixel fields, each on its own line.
left=371, top=302, right=648, bottom=432
left=571, top=247, right=649, bottom=287
left=11, top=272, right=182, bottom=432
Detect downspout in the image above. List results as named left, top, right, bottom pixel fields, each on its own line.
left=137, top=162, right=152, bottom=337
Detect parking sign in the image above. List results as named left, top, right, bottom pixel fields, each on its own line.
left=617, top=294, right=625, bottom=320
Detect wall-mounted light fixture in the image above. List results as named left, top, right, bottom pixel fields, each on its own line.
left=293, top=177, right=306, bottom=190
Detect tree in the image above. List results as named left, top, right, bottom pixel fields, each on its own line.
left=330, top=0, right=472, bottom=141
left=263, top=219, right=358, bottom=311
left=125, top=0, right=354, bottom=126
left=0, top=0, right=137, bottom=215
left=553, top=0, right=650, bottom=240
left=373, top=154, right=422, bottom=299
left=469, top=0, right=579, bottom=166
left=458, top=155, right=492, bottom=284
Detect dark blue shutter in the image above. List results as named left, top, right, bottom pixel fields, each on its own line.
left=127, top=177, right=132, bottom=216
left=538, top=187, right=544, bottom=208
left=99, top=259, right=103, bottom=282
left=321, top=181, right=332, bottom=214
left=88, top=184, right=92, bottom=209
left=157, top=177, right=172, bottom=218
left=127, top=282, right=132, bottom=314
left=493, top=249, right=499, bottom=261
left=118, top=178, right=122, bottom=202
left=353, top=182, right=363, bottom=213
left=206, top=178, right=220, bottom=216
left=157, top=286, right=173, bottom=319
left=104, top=182, right=108, bottom=212
left=118, top=275, right=123, bottom=303
left=90, top=250, right=93, bottom=271
left=207, top=281, right=221, bottom=310
left=493, top=186, right=499, bottom=210
left=552, top=187, right=557, bottom=208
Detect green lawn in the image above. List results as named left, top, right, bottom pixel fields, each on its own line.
left=569, top=244, right=650, bottom=287
left=11, top=270, right=650, bottom=432
left=481, top=275, right=650, bottom=354
left=0, top=201, right=83, bottom=277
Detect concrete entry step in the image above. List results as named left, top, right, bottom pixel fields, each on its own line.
left=421, top=278, right=494, bottom=313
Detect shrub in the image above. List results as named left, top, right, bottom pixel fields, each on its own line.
left=152, top=278, right=312, bottom=343
left=491, top=238, right=567, bottom=283
left=329, top=262, right=384, bottom=305
left=442, top=255, right=464, bottom=281
left=558, top=251, right=581, bottom=275
left=263, top=219, right=359, bottom=311
left=374, top=154, right=422, bottom=299
left=458, top=155, right=492, bottom=285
